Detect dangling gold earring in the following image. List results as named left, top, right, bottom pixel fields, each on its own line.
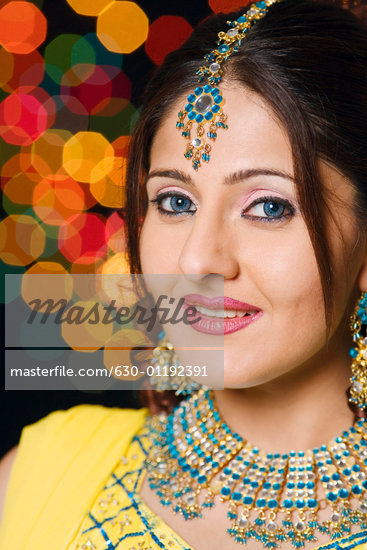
left=149, top=330, right=203, bottom=396
left=348, top=291, right=367, bottom=414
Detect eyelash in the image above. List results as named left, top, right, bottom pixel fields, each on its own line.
left=149, top=191, right=295, bottom=222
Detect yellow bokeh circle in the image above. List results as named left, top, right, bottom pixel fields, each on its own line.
left=66, top=0, right=114, bottom=16
left=22, top=262, right=74, bottom=313
left=62, top=131, right=115, bottom=184
left=97, top=2, right=149, bottom=54
left=61, top=300, right=114, bottom=351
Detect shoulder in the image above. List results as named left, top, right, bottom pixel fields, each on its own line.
left=16, top=403, right=149, bottom=448
left=0, top=404, right=149, bottom=526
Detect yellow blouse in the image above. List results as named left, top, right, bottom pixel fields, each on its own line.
left=1, top=404, right=367, bottom=550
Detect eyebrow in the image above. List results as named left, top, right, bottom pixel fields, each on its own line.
left=145, top=168, right=295, bottom=187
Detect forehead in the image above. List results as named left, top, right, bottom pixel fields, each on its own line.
left=149, top=84, right=294, bottom=177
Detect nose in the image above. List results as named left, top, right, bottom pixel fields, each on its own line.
left=178, top=208, right=239, bottom=281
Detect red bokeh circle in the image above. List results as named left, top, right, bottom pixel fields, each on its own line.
left=145, top=15, right=193, bottom=66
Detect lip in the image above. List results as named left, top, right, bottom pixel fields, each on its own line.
left=182, top=294, right=262, bottom=335
left=183, top=294, right=260, bottom=312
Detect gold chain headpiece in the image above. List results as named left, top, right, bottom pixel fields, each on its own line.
left=176, top=0, right=281, bottom=171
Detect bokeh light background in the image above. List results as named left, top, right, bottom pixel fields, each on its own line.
left=0, top=0, right=255, bottom=402
left=0, top=0, right=253, bottom=281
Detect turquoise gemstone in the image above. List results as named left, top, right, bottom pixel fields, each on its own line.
left=196, top=114, right=204, bottom=123
left=214, top=95, right=223, bottom=104
left=232, top=492, right=242, bottom=501
left=339, top=488, right=349, bottom=498
left=194, top=87, right=203, bottom=96
left=350, top=348, right=359, bottom=358
left=243, top=496, right=253, bottom=505
left=352, top=484, right=362, bottom=495
left=218, top=44, right=229, bottom=53
left=197, top=475, right=207, bottom=484
left=256, top=1, right=267, bottom=8
left=212, top=105, right=220, bottom=113
left=188, top=111, right=196, bottom=120
left=295, top=499, right=306, bottom=508
left=256, top=498, right=266, bottom=508
left=237, top=16, right=247, bottom=23
left=326, top=492, right=338, bottom=501
left=187, top=94, right=196, bottom=103
left=268, top=499, right=278, bottom=508
left=221, top=487, right=231, bottom=496
left=283, top=499, right=293, bottom=508
left=211, top=87, right=220, bottom=96
left=308, top=499, right=317, bottom=508
left=203, top=84, right=212, bottom=93
left=205, top=112, right=213, bottom=121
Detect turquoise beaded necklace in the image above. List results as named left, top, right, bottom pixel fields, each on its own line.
left=144, top=387, right=367, bottom=549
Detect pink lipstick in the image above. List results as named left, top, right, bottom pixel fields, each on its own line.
left=183, top=294, right=263, bottom=335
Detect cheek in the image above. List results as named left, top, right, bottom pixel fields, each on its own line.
left=139, top=213, right=181, bottom=273
left=237, top=224, right=323, bottom=313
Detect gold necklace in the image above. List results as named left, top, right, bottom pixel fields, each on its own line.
left=144, top=387, right=367, bottom=549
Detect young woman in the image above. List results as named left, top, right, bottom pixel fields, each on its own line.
left=1, top=1, right=367, bottom=549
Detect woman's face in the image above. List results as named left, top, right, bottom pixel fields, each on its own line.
left=139, top=85, right=367, bottom=388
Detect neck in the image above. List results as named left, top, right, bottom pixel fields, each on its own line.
left=212, top=328, right=355, bottom=454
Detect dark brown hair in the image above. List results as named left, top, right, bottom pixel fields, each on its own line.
left=123, top=0, right=367, bottom=413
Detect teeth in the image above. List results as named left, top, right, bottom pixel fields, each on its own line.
left=193, top=305, right=253, bottom=318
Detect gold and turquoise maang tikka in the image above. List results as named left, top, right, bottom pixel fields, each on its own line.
left=176, top=0, right=280, bottom=171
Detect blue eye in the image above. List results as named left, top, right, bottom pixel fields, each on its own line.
left=263, top=201, right=285, bottom=217
left=149, top=192, right=294, bottom=222
left=149, top=192, right=196, bottom=216
left=242, top=196, right=294, bottom=222
left=169, top=196, right=192, bottom=212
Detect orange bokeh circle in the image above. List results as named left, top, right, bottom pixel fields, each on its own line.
left=0, top=214, right=46, bottom=265
left=33, top=176, right=87, bottom=226
left=0, top=1, right=47, bottom=54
